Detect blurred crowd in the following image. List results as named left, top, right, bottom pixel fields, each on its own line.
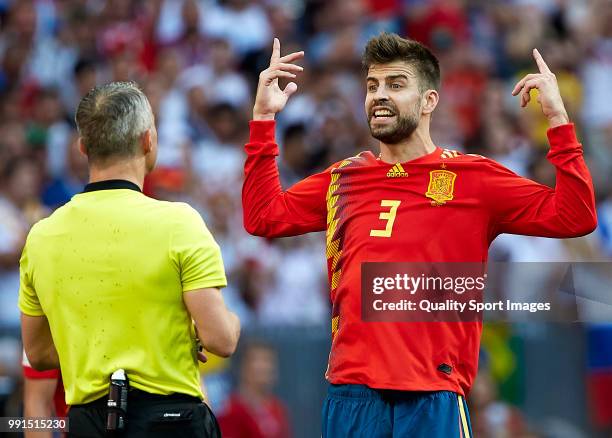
left=0, top=0, right=611, bottom=436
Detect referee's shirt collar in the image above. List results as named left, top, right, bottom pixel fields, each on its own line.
left=83, top=179, right=142, bottom=193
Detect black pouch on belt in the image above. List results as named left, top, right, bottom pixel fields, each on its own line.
left=106, top=369, right=129, bottom=432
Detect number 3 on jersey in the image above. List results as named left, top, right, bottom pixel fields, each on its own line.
left=370, top=200, right=401, bottom=238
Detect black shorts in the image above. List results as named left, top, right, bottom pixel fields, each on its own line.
left=68, top=389, right=221, bottom=438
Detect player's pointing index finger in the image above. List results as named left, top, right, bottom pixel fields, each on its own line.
left=533, top=48, right=551, bottom=74
left=271, top=38, right=280, bottom=64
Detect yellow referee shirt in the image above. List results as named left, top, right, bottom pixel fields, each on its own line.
left=18, top=180, right=227, bottom=405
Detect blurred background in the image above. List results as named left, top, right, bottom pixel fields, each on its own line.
left=0, top=0, right=611, bottom=437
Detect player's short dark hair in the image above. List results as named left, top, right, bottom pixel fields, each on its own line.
left=75, top=82, right=154, bottom=163
left=362, top=33, right=440, bottom=93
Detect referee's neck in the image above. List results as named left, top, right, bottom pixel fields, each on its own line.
left=88, top=158, right=146, bottom=191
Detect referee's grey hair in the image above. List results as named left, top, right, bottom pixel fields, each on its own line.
left=75, top=82, right=154, bottom=162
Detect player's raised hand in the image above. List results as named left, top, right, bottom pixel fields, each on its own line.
left=253, top=38, right=304, bottom=121
left=511, top=49, right=569, bottom=128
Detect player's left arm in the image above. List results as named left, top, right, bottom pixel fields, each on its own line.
left=486, top=49, right=597, bottom=238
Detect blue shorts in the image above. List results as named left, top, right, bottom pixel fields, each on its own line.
left=322, top=384, right=473, bottom=438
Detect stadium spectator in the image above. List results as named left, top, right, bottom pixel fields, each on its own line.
left=0, top=157, right=47, bottom=330
left=179, top=38, right=251, bottom=108
left=201, top=0, right=272, bottom=57
left=218, top=341, right=291, bottom=438
left=41, top=132, right=88, bottom=209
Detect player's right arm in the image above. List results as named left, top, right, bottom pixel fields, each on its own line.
left=244, top=39, right=329, bottom=238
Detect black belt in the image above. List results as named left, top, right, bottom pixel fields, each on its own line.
left=73, top=389, right=202, bottom=410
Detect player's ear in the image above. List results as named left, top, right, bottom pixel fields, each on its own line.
left=421, top=89, right=439, bottom=115
left=78, top=138, right=88, bottom=158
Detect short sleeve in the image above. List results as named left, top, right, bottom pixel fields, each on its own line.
left=170, top=205, right=227, bottom=292
left=18, top=236, right=45, bottom=316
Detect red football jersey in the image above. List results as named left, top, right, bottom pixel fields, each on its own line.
left=242, top=121, right=596, bottom=396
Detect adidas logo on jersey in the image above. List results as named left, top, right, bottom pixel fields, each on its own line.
left=387, top=163, right=408, bottom=178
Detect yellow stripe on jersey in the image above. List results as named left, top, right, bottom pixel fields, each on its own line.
left=331, top=251, right=342, bottom=272
left=326, top=159, right=352, bottom=284
left=331, top=269, right=342, bottom=290
left=331, top=316, right=339, bottom=335
left=441, top=149, right=460, bottom=159
left=326, top=238, right=340, bottom=259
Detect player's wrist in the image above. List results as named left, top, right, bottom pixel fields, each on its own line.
left=547, top=111, right=569, bottom=128
left=252, top=111, right=276, bottom=121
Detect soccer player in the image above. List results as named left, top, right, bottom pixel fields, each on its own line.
left=242, top=34, right=597, bottom=437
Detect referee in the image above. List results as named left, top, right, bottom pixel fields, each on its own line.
left=19, top=82, right=240, bottom=437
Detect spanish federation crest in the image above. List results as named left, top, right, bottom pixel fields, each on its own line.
left=425, top=170, right=457, bottom=205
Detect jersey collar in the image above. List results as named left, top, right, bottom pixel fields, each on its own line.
left=83, top=179, right=142, bottom=193
left=376, top=146, right=443, bottom=166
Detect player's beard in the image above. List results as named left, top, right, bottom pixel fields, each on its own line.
left=368, top=101, right=420, bottom=145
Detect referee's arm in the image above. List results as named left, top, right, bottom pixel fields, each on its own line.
left=184, top=288, right=240, bottom=357
left=19, top=233, right=60, bottom=371
left=174, top=204, right=240, bottom=357
left=21, top=314, right=59, bottom=371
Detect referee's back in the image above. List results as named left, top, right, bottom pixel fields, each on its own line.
left=19, top=82, right=240, bottom=438
left=21, top=185, right=223, bottom=404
